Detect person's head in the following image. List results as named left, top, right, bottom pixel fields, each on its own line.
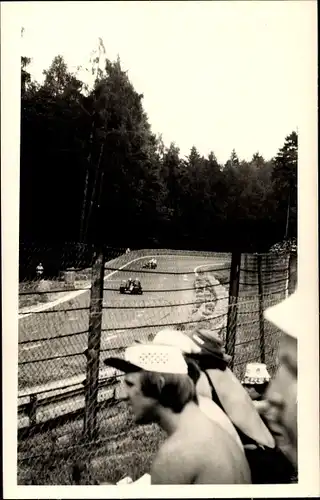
left=151, top=327, right=232, bottom=400
left=185, top=327, right=232, bottom=372
left=241, top=363, right=271, bottom=401
left=104, top=343, right=197, bottom=424
left=263, top=292, right=299, bottom=467
left=243, top=383, right=269, bottom=401
left=123, top=370, right=197, bottom=423
left=152, top=326, right=230, bottom=371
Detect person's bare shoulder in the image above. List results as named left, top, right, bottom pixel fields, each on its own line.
left=150, top=437, right=198, bottom=484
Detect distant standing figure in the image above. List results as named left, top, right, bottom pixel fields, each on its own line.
left=126, top=248, right=130, bottom=254
left=36, top=262, right=44, bottom=279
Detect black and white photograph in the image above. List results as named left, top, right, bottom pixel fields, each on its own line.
left=1, top=0, right=318, bottom=497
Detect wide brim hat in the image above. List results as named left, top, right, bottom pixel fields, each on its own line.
left=186, top=328, right=232, bottom=365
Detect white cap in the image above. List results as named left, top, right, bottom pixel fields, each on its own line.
left=152, top=328, right=201, bottom=354
left=264, top=290, right=308, bottom=339
left=241, top=363, right=271, bottom=385
left=104, top=343, right=188, bottom=375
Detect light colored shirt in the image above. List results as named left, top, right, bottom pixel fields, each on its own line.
left=198, top=395, right=243, bottom=451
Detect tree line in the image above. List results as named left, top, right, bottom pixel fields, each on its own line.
left=20, top=40, right=297, bottom=254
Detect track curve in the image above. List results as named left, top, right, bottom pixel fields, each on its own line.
left=18, top=254, right=228, bottom=390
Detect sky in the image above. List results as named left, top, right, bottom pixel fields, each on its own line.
left=7, top=1, right=317, bottom=163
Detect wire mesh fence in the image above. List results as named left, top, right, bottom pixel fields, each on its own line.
left=17, top=245, right=297, bottom=484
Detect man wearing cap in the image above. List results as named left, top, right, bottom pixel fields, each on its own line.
left=104, top=343, right=251, bottom=484
left=263, top=291, right=299, bottom=470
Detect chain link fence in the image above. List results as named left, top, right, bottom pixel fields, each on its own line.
left=17, top=245, right=297, bottom=484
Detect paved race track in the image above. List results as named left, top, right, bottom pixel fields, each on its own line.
left=18, top=254, right=227, bottom=390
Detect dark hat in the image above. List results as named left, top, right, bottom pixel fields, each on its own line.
left=186, top=328, right=232, bottom=366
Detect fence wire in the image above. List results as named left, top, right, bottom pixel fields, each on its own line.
left=18, top=246, right=296, bottom=485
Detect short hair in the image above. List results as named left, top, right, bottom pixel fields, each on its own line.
left=139, top=370, right=198, bottom=413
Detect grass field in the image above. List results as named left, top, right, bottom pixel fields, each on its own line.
left=18, top=401, right=165, bottom=484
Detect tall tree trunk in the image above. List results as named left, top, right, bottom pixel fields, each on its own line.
left=79, top=123, right=94, bottom=242
left=83, top=141, right=105, bottom=242
left=79, top=38, right=106, bottom=242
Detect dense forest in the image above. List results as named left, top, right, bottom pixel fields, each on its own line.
left=20, top=40, right=297, bottom=254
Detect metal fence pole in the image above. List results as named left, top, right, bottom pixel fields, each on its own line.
left=284, top=252, right=290, bottom=299
left=225, top=251, right=241, bottom=368
left=83, top=249, right=105, bottom=442
left=28, top=394, right=37, bottom=427
left=257, top=254, right=265, bottom=363
left=288, top=250, right=298, bottom=296
left=244, top=253, right=248, bottom=285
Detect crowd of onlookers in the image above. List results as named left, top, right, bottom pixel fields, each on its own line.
left=102, top=290, right=299, bottom=485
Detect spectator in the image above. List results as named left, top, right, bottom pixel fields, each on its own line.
left=36, top=262, right=44, bottom=279
left=180, top=327, right=275, bottom=449
left=152, top=327, right=295, bottom=483
left=241, top=362, right=271, bottom=402
left=152, top=329, right=244, bottom=451
left=262, top=291, right=299, bottom=471
left=104, top=343, right=251, bottom=484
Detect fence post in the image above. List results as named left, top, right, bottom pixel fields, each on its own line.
left=83, top=249, right=105, bottom=442
left=243, top=254, right=248, bottom=285
left=28, top=394, right=37, bottom=426
left=257, top=254, right=265, bottom=363
left=225, top=251, right=241, bottom=368
left=288, top=250, right=297, bottom=296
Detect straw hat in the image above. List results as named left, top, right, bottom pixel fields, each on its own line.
left=104, top=343, right=188, bottom=375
